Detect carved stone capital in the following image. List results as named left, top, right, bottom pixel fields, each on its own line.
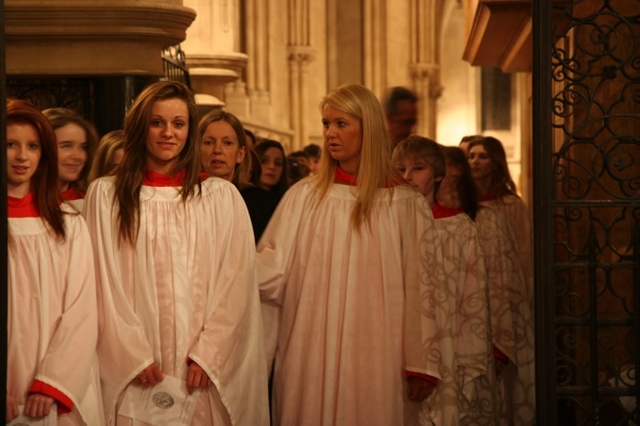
left=287, top=45, right=316, bottom=64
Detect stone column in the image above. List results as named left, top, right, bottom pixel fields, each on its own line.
left=288, top=46, right=315, bottom=150
left=181, top=0, right=248, bottom=113
left=409, top=0, right=442, bottom=138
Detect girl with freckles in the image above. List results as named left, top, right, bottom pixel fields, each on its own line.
left=6, top=99, right=104, bottom=425
left=83, top=81, right=269, bottom=425
left=256, top=84, right=452, bottom=426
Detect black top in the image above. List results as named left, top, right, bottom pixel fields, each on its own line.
left=240, top=185, right=279, bottom=244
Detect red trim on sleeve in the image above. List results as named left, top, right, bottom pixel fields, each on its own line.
left=406, top=371, right=440, bottom=386
left=493, top=345, right=510, bottom=363
left=30, top=380, right=73, bottom=414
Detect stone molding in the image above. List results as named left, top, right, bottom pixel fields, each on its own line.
left=5, top=1, right=196, bottom=75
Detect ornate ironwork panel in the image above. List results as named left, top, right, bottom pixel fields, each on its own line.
left=537, top=0, right=640, bottom=424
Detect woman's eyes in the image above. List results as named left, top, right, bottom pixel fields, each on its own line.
left=28, top=143, right=41, bottom=150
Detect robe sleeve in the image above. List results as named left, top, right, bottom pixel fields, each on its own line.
left=187, top=185, right=269, bottom=426
left=255, top=182, right=309, bottom=305
left=83, top=179, right=155, bottom=415
left=32, top=213, right=98, bottom=413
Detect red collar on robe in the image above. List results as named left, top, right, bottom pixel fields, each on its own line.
left=334, top=167, right=358, bottom=186
left=60, top=186, right=85, bottom=201
left=479, top=193, right=494, bottom=202
left=334, top=166, right=400, bottom=188
left=431, top=202, right=464, bottom=219
left=8, top=192, right=40, bottom=218
left=143, top=169, right=211, bottom=187
left=143, top=169, right=188, bottom=187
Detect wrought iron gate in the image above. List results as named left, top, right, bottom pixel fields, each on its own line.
left=535, top=1, right=640, bottom=424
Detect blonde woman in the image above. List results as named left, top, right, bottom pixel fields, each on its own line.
left=257, top=84, right=451, bottom=425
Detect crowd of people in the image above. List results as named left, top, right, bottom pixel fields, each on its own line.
left=6, top=80, right=534, bottom=425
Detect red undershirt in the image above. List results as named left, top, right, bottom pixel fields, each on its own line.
left=60, top=186, right=85, bottom=202
left=142, top=169, right=211, bottom=187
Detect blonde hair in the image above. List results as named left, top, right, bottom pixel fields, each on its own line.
left=315, top=84, right=395, bottom=230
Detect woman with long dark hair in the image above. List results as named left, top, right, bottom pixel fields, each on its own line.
left=83, top=81, right=268, bottom=425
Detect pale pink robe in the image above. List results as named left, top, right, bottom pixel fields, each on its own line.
left=257, top=179, right=453, bottom=426
left=83, top=176, right=269, bottom=426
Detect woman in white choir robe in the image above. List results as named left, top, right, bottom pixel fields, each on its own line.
left=467, top=136, right=534, bottom=310
left=394, top=138, right=496, bottom=425
left=6, top=99, right=104, bottom=425
left=83, top=81, right=269, bottom=426
left=43, top=107, right=100, bottom=212
left=256, top=83, right=453, bottom=426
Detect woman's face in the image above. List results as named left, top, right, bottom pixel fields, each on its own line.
left=468, top=144, right=493, bottom=181
left=7, top=123, right=42, bottom=198
left=259, top=147, right=284, bottom=190
left=322, top=104, right=362, bottom=175
left=145, top=98, right=189, bottom=174
left=55, top=123, right=88, bottom=189
left=201, top=120, right=246, bottom=181
left=395, top=157, right=439, bottom=201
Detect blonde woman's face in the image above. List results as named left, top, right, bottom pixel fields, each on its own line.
left=321, top=104, right=362, bottom=175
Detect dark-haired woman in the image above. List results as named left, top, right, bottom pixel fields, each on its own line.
left=83, top=81, right=268, bottom=425
left=6, top=99, right=103, bottom=425
left=252, top=139, right=288, bottom=201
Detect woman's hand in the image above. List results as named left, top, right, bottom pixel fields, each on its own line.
left=133, top=362, right=163, bottom=387
left=186, top=362, right=213, bottom=395
left=6, top=393, right=19, bottom=422
left=24, top=393, right=54, bottom=418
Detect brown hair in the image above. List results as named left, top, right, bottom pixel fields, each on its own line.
left=115, top=81, right=202, bottom=245
left=253, top=139, right=289, bottom=199
left=7, top=99, right=66, bottom=239
left=440, top=145, right=479, bottom=220
left=468, top=136, right=517, bottom=199
left=42, top=107, right=99, bottom=192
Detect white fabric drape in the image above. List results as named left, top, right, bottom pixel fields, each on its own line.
left=83, top=176, right=269, bottom=426
left=8, top=206, right=104, bottom=426
left=257, top=179, right=454, bottom=426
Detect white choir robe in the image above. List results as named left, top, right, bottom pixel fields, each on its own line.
left=83, top=176, right=270, bottom=426
left=476, top=206, right=535, bottom=425
left=8, top=205, right=105, bottom=426
left=432, top=212, right=497, bottom=426
left=257, top=179, right=455, bottom=426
